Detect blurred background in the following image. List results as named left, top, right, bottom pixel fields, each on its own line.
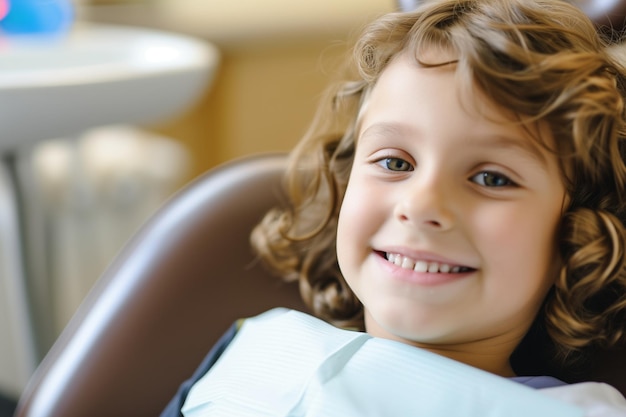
left=0, top=0, right=394, bottom=412
left=79, top=0, right=395, bottom=177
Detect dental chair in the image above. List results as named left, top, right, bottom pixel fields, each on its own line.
left=14, top=1, right=626, bottom=415
left=14, top=153, right=307, bottom=417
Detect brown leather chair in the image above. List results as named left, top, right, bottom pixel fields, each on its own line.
left=14, top=153, right=306, bottom=417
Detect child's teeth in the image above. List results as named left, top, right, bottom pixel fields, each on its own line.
left=402, top=257, right=414, bottom=269
left=386, top=253, right=466, bottom=274
left=414, top=261, right=428, bottom=273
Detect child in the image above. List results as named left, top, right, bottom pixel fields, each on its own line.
left=162, top=0, right=626, bottom=415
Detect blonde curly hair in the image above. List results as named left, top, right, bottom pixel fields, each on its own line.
left=252, top=0, right=626, bottom=372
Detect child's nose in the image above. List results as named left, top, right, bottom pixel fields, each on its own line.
left=394, top=175, right=454, bottom=231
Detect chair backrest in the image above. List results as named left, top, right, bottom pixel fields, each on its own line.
left=15, top=153, right=306, bottom=417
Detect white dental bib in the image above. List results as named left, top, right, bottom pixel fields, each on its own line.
left=182, top=309, right=582, bottom=417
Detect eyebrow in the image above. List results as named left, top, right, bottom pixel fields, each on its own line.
left=358, top=122, right=410, bottom=143
left=472, top=133, right=549, bottom=167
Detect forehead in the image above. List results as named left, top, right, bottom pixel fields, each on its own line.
left=359, top=52, right=504, bottom=131
left=357, top=51, right=554, bottom=162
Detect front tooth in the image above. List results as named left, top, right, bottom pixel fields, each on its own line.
left=414, top=261, right=428, bottom=272
left=401, top=257, right=414, bottom=269
left=389, top=254, right=463, bottom=274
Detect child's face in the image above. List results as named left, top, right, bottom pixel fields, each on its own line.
left=336, top=52, right=567, bottom=373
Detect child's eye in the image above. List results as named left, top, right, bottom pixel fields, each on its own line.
left=471, top=171, right=515, bottom=187
left=377, top=157, right=414, bottom=172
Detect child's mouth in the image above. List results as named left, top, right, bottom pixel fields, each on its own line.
left=383, top=252, right=474, bottom=274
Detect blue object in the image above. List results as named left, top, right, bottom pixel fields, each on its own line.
left=0, top=0, right=74, bottom=34
left=0, top=0, right=8, bottom=21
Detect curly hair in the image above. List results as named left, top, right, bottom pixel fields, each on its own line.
left=251, top=0, right=626, bottom=370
